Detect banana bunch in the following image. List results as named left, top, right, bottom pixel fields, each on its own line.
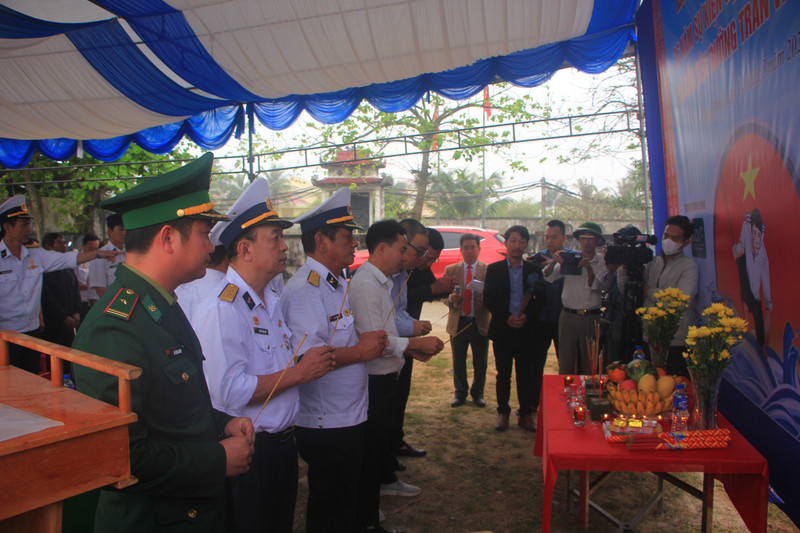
left=606, top=382, right=674, bottom=416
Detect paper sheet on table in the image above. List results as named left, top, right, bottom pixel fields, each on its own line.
left=0, top=403, right=64, bottom=442
left=466, top=279, right=484, bottom=293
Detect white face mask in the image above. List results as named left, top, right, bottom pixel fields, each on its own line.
left=662, top=238, right=685, bottom=256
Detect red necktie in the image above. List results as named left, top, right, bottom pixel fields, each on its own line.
left=464, top=264, right=473, bottom=315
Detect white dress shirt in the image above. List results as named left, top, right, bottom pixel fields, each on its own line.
left=176, top=268, right=226, bottom=323
left=191, top=266, right=297, bottom=433
left=281, top=257, right=367, bottom=429
left=0, top=239, right=78, bottom=332
left=545, top=252, right=608, bottom=310
left=87, top=241, right=126, bottom=291
left=349, top=260, right=407, bottom=375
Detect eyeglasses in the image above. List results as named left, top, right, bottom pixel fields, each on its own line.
left=408, top=242, right=428, bottom=259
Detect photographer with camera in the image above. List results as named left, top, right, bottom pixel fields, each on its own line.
left=617, top=215, right=698, bottom=377
left=544, top=222, right=608, bottom=375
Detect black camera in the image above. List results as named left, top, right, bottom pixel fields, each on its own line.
left=604, top=232, right=657, bottom=266
left=527, top=251, right=548, bottom=265
left=561, top=251, right=582, bottom=276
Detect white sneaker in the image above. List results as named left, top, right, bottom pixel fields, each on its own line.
left=380, top=480, right=421, bottom=497
left=379, top=509, right=385, bottom=523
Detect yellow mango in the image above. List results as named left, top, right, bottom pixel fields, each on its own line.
left=638, top=374, right=657, bottom=396
left=657, top=376, right=676, bottom=400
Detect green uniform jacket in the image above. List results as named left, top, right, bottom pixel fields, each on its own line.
left=73, top=264, right=233, bottom=532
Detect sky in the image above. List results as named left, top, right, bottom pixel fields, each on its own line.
left=210, top=64, right=642, bottom=204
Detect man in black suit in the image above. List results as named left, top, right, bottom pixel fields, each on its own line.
left=484, top=225, right=545, bottom=432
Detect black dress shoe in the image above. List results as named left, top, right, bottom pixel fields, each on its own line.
left=394, top=441, right=427, bottom=457
left=451, top=396, right=466, bottom=407
left=394, top=458, right=407, bottom=472
left=472, top=395, right=486, bottom=408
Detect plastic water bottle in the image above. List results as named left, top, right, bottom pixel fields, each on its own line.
left=63, top=374, right=76, bottom=389
left=671, top=383, right=689, bottom=432
left=633, top=345, right=646, bottom=360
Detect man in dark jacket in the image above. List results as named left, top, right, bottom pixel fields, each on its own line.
left=484, top=225, right=545, bottom=432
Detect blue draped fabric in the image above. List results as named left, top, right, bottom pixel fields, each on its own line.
left=0, top=5, right=107, bottom=38
left=0, top=0, right=638, bottom=168
left=67, top=20, right=230, bottom=116
left=636, top=0, right=668, bottom=241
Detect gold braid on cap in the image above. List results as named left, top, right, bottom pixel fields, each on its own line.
left=176, top=201, right=215, bottom=217
left=326, top=215, right=355, bottom=224
left=241, top=210, right=278, bottom=229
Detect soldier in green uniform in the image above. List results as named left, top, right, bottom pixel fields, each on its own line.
left=73, top=153, right=255, bottom=532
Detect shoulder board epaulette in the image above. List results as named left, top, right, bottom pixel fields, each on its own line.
left=308, top=270, right=320, bottom=287
left=103, top=287, right=138, bottom=321
left=219, top=283, right=239, bottom=302
left=0, top=249, right=6, bottom=258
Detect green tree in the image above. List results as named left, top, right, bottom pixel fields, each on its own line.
left=299, top=85, right=548, bottom=219
left=612, top=159, right=647, bottom=211
left=429, top=169, right=509, bottom=218
left=1, top=144, right=196, bottom=236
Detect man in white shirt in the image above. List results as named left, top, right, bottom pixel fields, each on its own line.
left=544, top=222, right=608, bottom=375
left=191, top=178, right=335, bottom=533
left=175, top=244, right=228, bottom=323
left=281, top=188, right=388, bottom=533
left=75, top=233, right=100, bottom=320
left=349, top=220, right=443, bottom=533
left=0, top=195, right=117, bottom=373
left=88, top=213, right=127, bottom=299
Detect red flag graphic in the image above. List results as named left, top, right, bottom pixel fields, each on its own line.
left=713, top=127, right=800, bottom=351
left=483, top=86, right=491, bottom=118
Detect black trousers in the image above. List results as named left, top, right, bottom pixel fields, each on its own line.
left=230, top=428, right=298, bottom=533
left=529, top=321, right=558, bottom=412
left=358, top=373, right=399, bottom=530
left=451, top=316, right=489, bottom=399
left=389, top=354, right=413, bottom=451
left=8, top=329, right=44, bottom=374
left=296, top=424, right=365, bottom=533
left=492, top=332, right=534, bottom=416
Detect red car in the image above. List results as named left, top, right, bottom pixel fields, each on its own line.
left=349, top=226, right=507, bottom=277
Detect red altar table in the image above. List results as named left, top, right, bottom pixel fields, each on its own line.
left=534, top=375, right=768, bottom=532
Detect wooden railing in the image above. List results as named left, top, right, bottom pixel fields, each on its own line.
left=0, top=330, right=141, bottom=413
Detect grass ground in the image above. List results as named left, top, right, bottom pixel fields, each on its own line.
left=294, top=301, right=798, bottom=533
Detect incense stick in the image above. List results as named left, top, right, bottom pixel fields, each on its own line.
left=443, top=322, right=472, bottom=346
left=382, top=270, right=412, bottom=330
left=430, top=310, right=450, bottom=326
left=254, top=332, right=308, bottom=423
left=328, top=278, right=352, bottom=344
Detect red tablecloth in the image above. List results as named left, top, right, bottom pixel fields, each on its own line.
left=533, top=375, right=768, bottom=532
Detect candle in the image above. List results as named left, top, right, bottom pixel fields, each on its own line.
left=602, top=413, right=610, bottom=423
left=574, top=406, right=585, bottom=426
left=563, top=375, right=574, bottom=392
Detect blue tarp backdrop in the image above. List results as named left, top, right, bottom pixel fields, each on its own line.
left=639, top=0, right=800, bottom=526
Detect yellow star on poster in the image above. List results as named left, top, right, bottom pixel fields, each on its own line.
left=740, top=154, right=759, bottom=201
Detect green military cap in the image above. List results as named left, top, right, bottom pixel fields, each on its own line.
left=573, top=221, right=605, bottom=245
left=100, top=153, right=228, bottom=230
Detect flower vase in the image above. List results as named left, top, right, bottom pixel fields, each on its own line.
left=649, top=345, right=667, bottom=372
left=688, top=369, right=722, bottom=430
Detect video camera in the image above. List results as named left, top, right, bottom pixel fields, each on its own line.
left=604, top=232, right=657, bottom=267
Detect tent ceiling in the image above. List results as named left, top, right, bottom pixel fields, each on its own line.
left=0, top=0, right=637, bottom=168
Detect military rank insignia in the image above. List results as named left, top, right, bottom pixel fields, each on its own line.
left=219, top=283, right=239, bottom=302
left=242, top=291, right=255, bottom=310
left=0, top=249, right=6, bottom=258
left=308, top=270, right=320, bottom=287
left=325, top=272, right=339, bottom=289
left=104, top=287, right=138, bottom=321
